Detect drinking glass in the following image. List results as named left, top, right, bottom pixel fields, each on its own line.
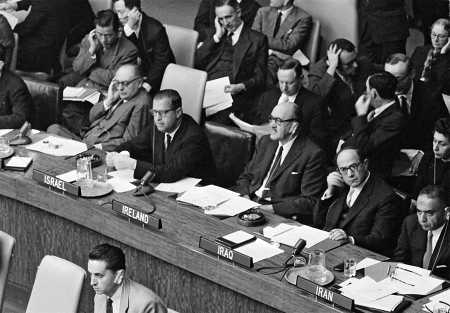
left=344, top=258, right=356, bottom=278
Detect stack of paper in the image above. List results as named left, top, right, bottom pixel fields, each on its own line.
left=105, top=169, right=136, bottom=193
left=203, top=77, right=233, bottom=117
left=234, top=238, right=284, bottom=263
left=155, top=177, right=201, bottom=193
left=423, top=289, right=450, bottom=312
left=386, top=264, right=443, bottom=295
left=263, top=223, right=329, bottom=248
left=26, top=136, right=87, bottom=156
left=63, top=87, right=101, bottom=104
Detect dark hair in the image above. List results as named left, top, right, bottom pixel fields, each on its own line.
left=279, top=58, right=304, bottom=80
left=113, top=0, right=141, bottom=10
left=214, top=0, right=240, bottom=10
left=0, top=45, right=5, bottom=62
left=89, top=243, right=125, bottom=271
left=154, top=89, right=182, bottom=109
left=336, top=146, right=368, bottom=163
left=95, top=10, right=120, bottom=32
left=435, top=117, right=450, bottom=140
left=418, top=185, right=449, bottom=206
left=328, top=38, right=355, bottom=53
left=367, top=71, right=397, bottom=100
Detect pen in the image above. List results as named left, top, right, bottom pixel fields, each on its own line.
left=396, top=266, right=422, bottom=276
left=386, top=265, right=391, bottom=277
left=64, top=146, right=95, bottom=160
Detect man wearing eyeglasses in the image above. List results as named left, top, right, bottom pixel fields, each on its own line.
left=393, top=185, right=450, bottom=279
left=233, top=101, right=326, bottom=224
left=315, top=147, right=402, bottom=255
left=108, top=89, right=215, bottom=183
left=47, top=64, right=150, bottom=151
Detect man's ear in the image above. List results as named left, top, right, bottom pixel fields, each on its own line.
left=113, top=269, right=125, bottom=285
left=175, top=107, right=182, bottom=119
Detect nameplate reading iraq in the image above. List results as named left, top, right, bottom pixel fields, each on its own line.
left=198, top=237, right=253, bottom=268
left=32, top=169, right=80, bottom=197
left=112, top=200, right=162, bottom=229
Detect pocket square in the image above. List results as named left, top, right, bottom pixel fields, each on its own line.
left=291, top=171, right=299, bottom=175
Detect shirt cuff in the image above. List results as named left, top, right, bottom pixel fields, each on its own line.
left=213, top=34, right=220, bottom=43
left=348, top=236, right=355, bottom=245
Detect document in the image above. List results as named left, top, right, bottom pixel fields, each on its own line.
left=263, top=223, right=329, bottom=248
left=56, top=170, right=78, bottom=183
left=203, top=77, right=233, bottom=117
left=222, top=230, right=254, bottom=243
left=204, top=196, right=259, bottom=217
left=424, top=289, right=450, bottom=312
left=341, top=276, right=398, bottom=303
left=155, top=177, right=201, bottom=193
left=357, top=295, right=404, bottom=312
left=26, top=136, right=87, bottom=157
left=63, top=87, right=101, bottom=104
left=0, top=129, right=13, bottom=137
left=107, top=177, right=136, bottom=193
left=4, top=156, right=32, bottom=169
left=108, top=170, right=135, bottom=182
left=234, top=238, right=283, bottom=263
left=176, top=185, right=239, bottom=208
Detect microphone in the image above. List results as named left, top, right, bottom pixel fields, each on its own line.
left=293, top=239, right=307, bottom=256
left=133, top=170, right=155, bottom=197
left=9, top=121, right=32, bottom=146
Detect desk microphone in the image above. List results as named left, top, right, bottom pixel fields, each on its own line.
left=293, top=239, right=307, bottom=256
left=9, top=121, right=32, bottom=146
left=133, top=170, right=155, bottom=197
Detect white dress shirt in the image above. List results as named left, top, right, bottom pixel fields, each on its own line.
left=346, top=172, right=370, bottom=207
left=109, top=283, right=123, bottom=313
left=123, top=13, right=143, bottom=37
left=278, top=6, right=294, bottom=24
left=277, top=92, right=298, bottom=104
left=165, top=122, right=181, bottom=149
left=431, top=224, right=445, bottom=252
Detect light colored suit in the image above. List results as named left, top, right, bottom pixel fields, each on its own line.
left=94, top=278, right=167, bottom=313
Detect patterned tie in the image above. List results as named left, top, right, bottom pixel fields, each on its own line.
left=261, top=146, right=283, bottom=199
left=273, top=11, right=282, bottom=37
left=106, top=298, right=113, bottom=313
left=422, top=231, right=433, bottom=269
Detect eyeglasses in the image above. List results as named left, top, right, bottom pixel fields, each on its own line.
left=151, top=108, right=176, bottom=117
left=268, top=115, right=296, bottom=126
left=112, top=77, right=141, bottom=87
left=431, top=32, right=448, bottom=40
left=337, top=162, right=362, bottom=174
left=416, top=209, right=438, bottom=217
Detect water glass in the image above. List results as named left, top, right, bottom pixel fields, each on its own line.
left=344, top=258, right=356, bottom=278
left=308, top=250, right=326, bottom=267
left=0, top=137, right=10, bottom=153
left=76, top=157, right=92, bottom=182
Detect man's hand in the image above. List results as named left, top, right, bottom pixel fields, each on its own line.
left=259, top=204, right=274, bottom=213
left=87, top=29, right=99, bottom=55
left=329, top=229, right=348, bottom=241
left=224, top=83, right=245, bottom=95
left=126, top=7, right=141, bottom=30
left=322, top=171, right=344, bottom=199
left=104, top=80, right=120, bottom=110
left=355, top=93, right=371, bottom=116
left=214, top=16, right=225, bottom=41
left=326, top=44, right=342, bottom=76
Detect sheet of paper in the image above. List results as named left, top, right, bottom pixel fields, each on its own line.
left=234, top=238, right=283, bottom=263
left=424, top=289, right=450, bottom=312
left=30, top=129, right=40, bottom=135
left=203, top=77, right=233, bottom=116
left=107, top=177, right=136, bottom=193
left=380, top=272, right=443, bottom=296
left=56, top=170, right=78, bottom=182
left=108, top=170, right=135, bottom=182
left=63, top=87, right=84, bottom=98
left=0, top=129, right=13, bottom=137
left=0, top=10, right=18, bottom=29
left=356, top=257, right=381, bottom=271
left=155, top=177, right=201, bottom=193
left=222, top=230, right=254, bottom=243
left=205, top=101, right=233, bottom=117
left=204, top=196, right=259, bottom=216
left=5, top=156, right=32, bottom=168
left=356, top=295, right=404, bottom=312
left=341, top=276, right=398, bottom=303
left=176, top=185, right=239, bottom=208
left=263, top=223, right=329, bottom=248
left=84, top=90, right=101, bottom=104
left=26, top=136, right=87, bottom=157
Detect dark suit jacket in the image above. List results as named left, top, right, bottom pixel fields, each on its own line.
left=343, top=102, right=406, bottom=178
left=0, top=15, right=14, bottom=69
left=393, top=215, right=450, bottom=280
left=411, top=45, right=450, bottom=92
left=413, top=152, right=450, bottom=198
left=115, top=114, right=215, bottom=183
left=249, top=87, right=327, bottom=148
left=316, top=174, right=402, bottom=255
left=401, top=81, right=449, bottom=151
left=358, top=0, right=409, bottom=44
left=195, top=26, right=268, bottom=114
left=15, top=0, right=70, bottom=72
left=0, top=70, right=33, bottom=129
left=252, top=6, right=312, bottom=55
left=194, top=0, right=260, bottom=42
left=234, top=135, right=326, bottom=222
left=125, top=13, right=174, bottom=92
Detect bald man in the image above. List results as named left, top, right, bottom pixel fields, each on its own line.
left=48, top=64, right=151, bottom=151
left=233, top=101, right=326, bottom=223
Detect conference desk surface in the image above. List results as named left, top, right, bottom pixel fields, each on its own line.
left=0, top=132, right=446, bottom=313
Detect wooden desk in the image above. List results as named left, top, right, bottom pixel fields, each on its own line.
left=0, top=132, right=440, bottom=313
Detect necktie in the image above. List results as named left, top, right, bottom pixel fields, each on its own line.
left=273, top=11, right=282, bottom=37
left=398, top=95, right=409, bottom=115
left=225, top=31, right=234, bottom=45
left=165, top=134, right=171, bottom=150
left=261, top=146, right=283, bottom=199
left=423, top=231, right=433, bottom=269
left=106, top=298, right=113, bottom=313
left=278, top=93, right=289, bottom=104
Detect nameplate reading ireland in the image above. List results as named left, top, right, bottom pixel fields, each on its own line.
left=112, top=200, right=162, bottom=229
left=199, top=237, right=253, bottom=268
left=296, top=276, right=354, bottom=311
left=32, top=169, right=80, bottom=197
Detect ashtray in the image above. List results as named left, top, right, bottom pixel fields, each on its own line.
left=76, top=152, right=102, bottom=167
left=237, top=208, right=266, bottom=226
left=285, top=266, right=335, bottom=286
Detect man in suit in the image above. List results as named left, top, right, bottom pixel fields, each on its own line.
left=233, top=101, right=326, bottom=223
left=194, top=0, right=260, bottom=42
left=47, top=64, right=150, bottom=152
left=113, top=0, right=174, bottom=93
left=0, top=46, right=32, bottom=129
left=232, top=58, right=326, bottom=149
left=316, top=147, right=402, bottom=255
left=195, top=0, right=268, bottom=123
left=385, top=53, right=449, bottom=151
left=341, top=71, right=406, bottom=178
left=393, top=185, right=450, bottom=279
left=88, top=243, right=167, bottom=313
left=109, top=89, right=215, bottom=183
left=0, top=0, right=70, bottom=73
left=358, top=0, right=408, bottom=64
left=252, top=0, right=312, bottom=85
left=308, top=39, right=376, bottom=155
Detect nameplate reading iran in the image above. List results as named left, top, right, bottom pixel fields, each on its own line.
left=32, top=169, right=80, bottom=197
left=198, top=237, right=253, bottom=268
left=112, top=200, right=162, bottom=229
left=296, top=276, right=353, bottom=311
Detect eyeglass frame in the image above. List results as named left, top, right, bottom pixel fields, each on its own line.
left=430, top=32, right=449, bottom=40
left=150, top=107, right=178, bottom=118
left=337, top=161, right=362, bottom=175
left=268, top=115, right=297, bottom=126
left=112, top=76, right=142, bottom=88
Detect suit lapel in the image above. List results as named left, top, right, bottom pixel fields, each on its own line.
left=430, top=222, right=449, bottom=269
left=268, top=9, right=278, bottom=36
left=252, top=140, right=278, bottom=192
left=276, top=7, right=297, bottom=37
left=340, top=175, right=373, bottom=228
left=269, top=136, right=305, bottom=183
left=119, top=278, right=130, bottom=313
left=100, top=100, right=131, bottom=133
left=165, top=117, right=186, bottom=155
left=232, top=28, right=251, bottom=81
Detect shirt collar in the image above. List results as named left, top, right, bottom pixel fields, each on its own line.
left=110, top=282, right=123, bottom=303
left=278, top=135, right=296, bottom=152
left=431, top=223, right=445, bottom=239
left=123, top=13, right=143, bottom=37
left=278, top=6, right=294, bottom=16
left=166, top=120, right=182, bottom=139
left=349, top=171, right=371, bottom=193
left=230, top=22, right=244, bottom=45
left=373, top=100, right=395, bottom=118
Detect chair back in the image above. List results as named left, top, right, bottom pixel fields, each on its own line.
left=160, top=63, right=206, bottom=124
left=0, top=231, right=15, bottom=312
left=10, top=33, right=18, bottom=71
left=23, top=77, right=63, bottom=131
left=88, top=0, right=112, bottom=14
left=164, top=24, right=199, bottom=68
left=25, top=255, right=86, bottom=313
left=304, top=19, right=321, bottom=64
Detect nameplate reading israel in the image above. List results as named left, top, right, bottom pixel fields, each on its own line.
left=32, top=169, right=80, bottom=197
left=112, top=200, right=162, bottom=229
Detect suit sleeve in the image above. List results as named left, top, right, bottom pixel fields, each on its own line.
left=307, top=63, right=336, bottom=97
left=268, top=15, right=312, bottom=55
left=392, top=217, right=412, bottom=263
left=194, top=36, right=221, bottom=70
left=193, top=0, right=213, bottom=42
left=241, top=34, right=268, bottom=91
left=273, top=148, right=327, bottom=217
left=88, top=101, right=107, bottom=123
left=0, top=77, right=32, bottom=128
left=73, top=36, right=97, bottom=76
left=14, top=2, right=47, bottom=37
left=115, top=124, right=153, bottom=160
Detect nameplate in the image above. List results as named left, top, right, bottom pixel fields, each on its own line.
left=198, top=236, right=253, bottom=268
left=32, top=169, right=80, bottom=197
left=296, top=276, right=354, bottom=311
left=112, top=200, right=162, bottom=229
